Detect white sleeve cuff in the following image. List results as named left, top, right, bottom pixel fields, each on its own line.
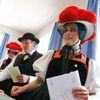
left=29, top=76, right=37, bottom=83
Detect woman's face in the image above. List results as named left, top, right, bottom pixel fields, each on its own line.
left=8, top=50, right=16, bottom=59
left=63, top=23, right=79, bottom=46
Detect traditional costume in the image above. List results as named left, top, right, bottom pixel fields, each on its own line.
left=29, top=6, right=100, bottom=100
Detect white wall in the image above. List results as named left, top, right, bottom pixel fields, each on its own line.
left=37, top=21, right=54, bottom=38
left=36, top=21, right=55, bottom=53
left=0, top=25, right=24, bottom=43
left=0, top=25, right=24, bottom=59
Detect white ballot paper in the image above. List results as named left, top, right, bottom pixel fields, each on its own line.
left=8, top=66, right=21, bottom=83
left=47, top=71, right=82, bottom=100
left=0, top=94, right=15, bottom=100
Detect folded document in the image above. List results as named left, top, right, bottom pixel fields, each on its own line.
left=47, top=71, right=82, bottom=100
left=8, top=66, right=21, bottom=83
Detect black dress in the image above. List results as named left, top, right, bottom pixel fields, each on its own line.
left=29, top=56, right=89, bottom=100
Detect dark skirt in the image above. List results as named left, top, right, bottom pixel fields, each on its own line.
left=30, top=82, right=50, bottom=100
left=13, top=82, right=50, bottom=100
left=0, top=79, right=11, bottom=94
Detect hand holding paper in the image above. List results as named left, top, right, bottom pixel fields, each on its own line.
left=47, top=71, right=82, bottom=100
left=16, top=74, right=29, bottom=83
left=8, top=66, right=21, bottom=83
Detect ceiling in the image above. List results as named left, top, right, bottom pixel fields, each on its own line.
left=0, top=0, right=88, bottom=34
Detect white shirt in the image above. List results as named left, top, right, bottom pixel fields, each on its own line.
left=33, top=50, right=100, bottom=93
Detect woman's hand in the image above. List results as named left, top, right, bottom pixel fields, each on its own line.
left=72, top=86, right=89, bottom=100
left=11, top=86, right=26, bottom=96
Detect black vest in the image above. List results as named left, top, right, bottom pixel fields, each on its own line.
left=13, top=51, right=42, bottom=76
left=46, top=57, right=89, bottom=86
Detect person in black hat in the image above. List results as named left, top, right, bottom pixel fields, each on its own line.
left=14, top=32, right=41, bottom=83
left=0, top=32, right=42, bottom=97
left=18, top=32, right=40, bottom=44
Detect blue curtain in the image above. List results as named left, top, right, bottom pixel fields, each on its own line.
left=48, top=23, right=62, bottom=50
left=0, top=33, right=10, bottom=59
left=82, top=0, right=99, bottom=59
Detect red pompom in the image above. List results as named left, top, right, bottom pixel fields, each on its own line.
left=58, top=6, right=97, bottom=24
left=66, top=6, right=79, bottom=12
left=6, top=42, right=23, bottom=52
left=78, top=9, right=87, bottom=19
left=58, top=7, right=79, bottom=23
left=79, top=10, right=96, bottom=24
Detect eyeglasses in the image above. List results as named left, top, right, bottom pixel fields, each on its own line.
left=8, top=50, right=18, bottom=55
left=63, top=28, right=78, bottom=33
left=57, top=26, right=78, bottom=36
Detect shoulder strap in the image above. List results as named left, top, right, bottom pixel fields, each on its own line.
left=51, top=50, right=61, bottom=60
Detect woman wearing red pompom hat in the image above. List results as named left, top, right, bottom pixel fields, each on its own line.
left=0, top=42, right=22, bottom=70
left=11, top=6, right=100, bottom=100
left=0, top=42, right=22, bottom=96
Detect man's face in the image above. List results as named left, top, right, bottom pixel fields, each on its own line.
left=22, top=39, right=36, bottom=52
left=63, top=23, right=79, bottom=46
